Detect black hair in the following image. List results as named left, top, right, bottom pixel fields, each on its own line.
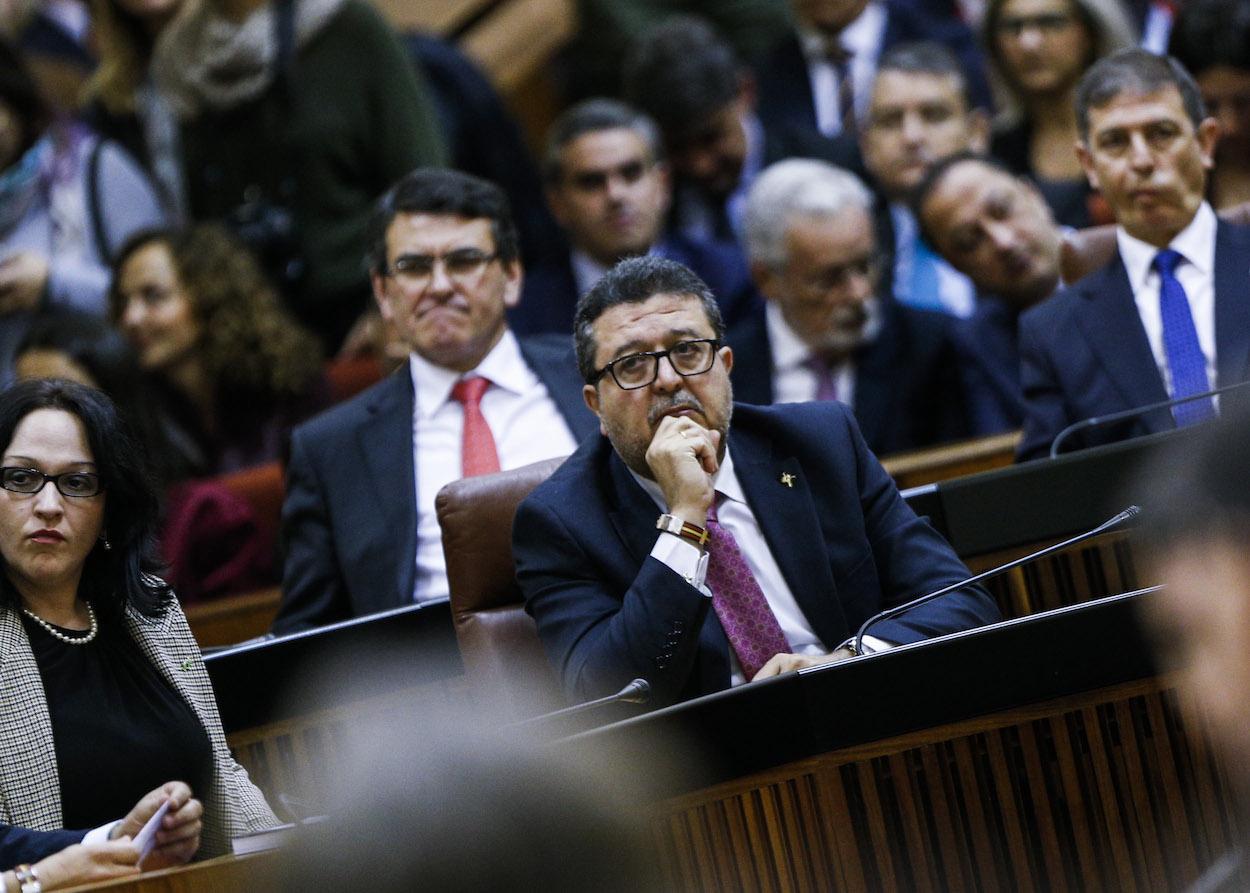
left=542, top=98, right=664, bottom=185
left=1076, top=48, right=1207, bottom=140
left=573, top=256, right=723, bottom=383
left=876, top=41, right=977, bottom=112
left=0, top=36, right=52, bottom=159
left=622, top=16, right=741, bottom=148
left=0, top=379, right=171, bottom=619
left=1169, top=0, right=1250, bottom=77
left=910, top=151, right=1012, bottom=246
left=366, top=168, right=520, bottom=275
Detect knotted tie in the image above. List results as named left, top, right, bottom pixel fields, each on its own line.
left=1153, top=249, right=1216, bottom=426
left=803, top=354, right=839, bottom=403
left=450, top=376, right=501, bottom=477
left=827, top=43, right=857, bottom=135
left=704, top=499, right=790, bottom=680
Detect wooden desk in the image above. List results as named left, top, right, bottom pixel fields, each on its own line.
left=562, top=591, right=1240, bottom=891
left=881, top=431, right=1021, bottom=490
left=61, top=853, right=280, bottom=892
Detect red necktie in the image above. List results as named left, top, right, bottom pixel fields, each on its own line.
left=450, top=377, right=500, bottom=477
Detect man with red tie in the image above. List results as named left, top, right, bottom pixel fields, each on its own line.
left=513, top=256, right=998, bottom=707
left=274, top=169, right=598, bottom=633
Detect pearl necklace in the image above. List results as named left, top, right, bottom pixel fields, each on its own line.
left=22, top=602, right=98, bottom=645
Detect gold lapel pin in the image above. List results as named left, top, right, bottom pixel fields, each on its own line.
left=780, top=472, right=796, bottom=488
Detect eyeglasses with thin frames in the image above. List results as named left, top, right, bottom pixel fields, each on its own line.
left=0, top=467, right=103, bottom=498
left=382, top=249, right=501, bottom=291
left=591, top=338, right=722, bottom=390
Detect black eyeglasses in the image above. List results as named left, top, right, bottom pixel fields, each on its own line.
left=0, top=467, right=103, bottom=498
left=382, top=249, right=500, bottom=290
left=592, top=339, right=722, bottom=390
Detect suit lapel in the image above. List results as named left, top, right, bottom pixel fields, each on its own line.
left=1075, top=256, right=1170, bottom=417
left=1214, top=223, right=1250, bottom=387
left=728, top=425, right=843, bottom=649
left=852, top=313, right=898, bottom=451
left=357, top=371, right=418, bottom=601
left=604, top=452, right=668, bottom=566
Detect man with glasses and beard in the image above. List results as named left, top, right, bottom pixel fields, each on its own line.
left=729, top=158, right=970, bottom=454
left=275, top=169, right=597, bottom=633
left=513, top=256, right=998, bottom=707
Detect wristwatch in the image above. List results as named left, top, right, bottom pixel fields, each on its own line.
left=656, top=513, right=709, bottom=548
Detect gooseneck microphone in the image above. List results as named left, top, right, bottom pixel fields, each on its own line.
left=1048, top=379, right=1250, bottom=458
left=853, top=505, right=1141, bottom=656
left=511, top=678, right=651, bottom=728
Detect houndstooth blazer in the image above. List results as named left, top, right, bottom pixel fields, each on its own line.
left=0, top=595, right=277, bottom=857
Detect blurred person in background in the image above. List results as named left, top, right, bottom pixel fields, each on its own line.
left=1168, top=0, right=1250, bottom=211
left=109, top=225, right=326, bottom=477
left=150, top=0, right=448, bottom=354
left=982, top=0, right=1136, bottom=227
left=83, top=0, right=187, bottom=216
left=14, top=311, right=274, bottom=602
left=0, top=36, right=164, bottom=386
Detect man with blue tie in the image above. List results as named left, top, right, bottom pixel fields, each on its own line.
left=1016, top=49, right=1250, bottom=460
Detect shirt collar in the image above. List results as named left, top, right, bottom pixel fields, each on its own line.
left=628, top=443, right=744, bottom=511
left=570, top=248, right=611, bottom=298
left=766, top=302, right=815, bottom=373
left=797, top=2, right=883, bottom=58
left=408, top=328, right=529, bottom=420
left=1116, top=201, right=1217, bottom=292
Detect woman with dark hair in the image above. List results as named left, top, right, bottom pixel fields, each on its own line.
left=0, top=378, right=275, bottom=852
left=982, top=0, right=1135, bottom=227
left=1169, top=0, right=1250, bottom=210
left=0, top=36, right=164, bottom=383
left=110, top=224, right=326, bottom=477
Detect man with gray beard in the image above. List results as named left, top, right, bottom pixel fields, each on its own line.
left=728, top=158, right=970, bottom=455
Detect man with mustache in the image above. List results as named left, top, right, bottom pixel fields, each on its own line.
left=1015, top=49, right=1250, bottom=460
left=274, top=169, right=597, bottom=633
left=729, top=158, right=970, bottom=455
left=513, top=256, right=999, bottom=707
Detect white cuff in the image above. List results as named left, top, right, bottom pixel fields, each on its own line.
left=83, top=821, right=120, bottom=845
left=651, top=534, right=710, bottom=591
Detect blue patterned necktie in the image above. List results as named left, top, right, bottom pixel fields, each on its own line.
left=1153, top=249, right=1216, bottom=426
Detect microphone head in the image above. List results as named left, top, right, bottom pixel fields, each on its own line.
left=619, top=679, right=651, bottom=704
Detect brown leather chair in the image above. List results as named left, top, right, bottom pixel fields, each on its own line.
left=435, top=457, right=568, bottom=719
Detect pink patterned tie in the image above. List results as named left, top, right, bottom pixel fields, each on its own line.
left=450, top=376, right=500, bottom=477
left=705, top=498, right=791, bottom=679
left=803, top=354, right=839, bottom=403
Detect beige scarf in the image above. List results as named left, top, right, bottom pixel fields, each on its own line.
left=151, top=0, right=347, bottom=117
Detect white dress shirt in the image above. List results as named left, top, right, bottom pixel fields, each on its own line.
left=1116, top=202, right=1218, bottom=396
left=409, top=331, right=578, bottom=602
left=764, top=300, right=888, bottom=408
left=798, top=3, right=887, bottom=137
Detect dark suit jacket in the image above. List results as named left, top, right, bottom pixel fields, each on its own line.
left=951, top=295, right=1025, bottom=435
left=511, top=233, right=760, bottom=336
left=0, top=824, right=83, bottom=867
left=514, top=402, right=1000, bottom=706
left=274, top=334, right=599, bottom=633
left=1016, top=222, right=1250, bottom=461
left=727, top=301, right=970, bottom=455
left=754, top=3, right=994, bottom=166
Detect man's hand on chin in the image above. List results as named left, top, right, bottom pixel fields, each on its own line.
left=646, top=415, right=720, bottom=525
left=750, top=646, right=856, bottom=681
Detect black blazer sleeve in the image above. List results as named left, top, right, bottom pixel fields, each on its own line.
left=0, top=824, right=85, bottom=867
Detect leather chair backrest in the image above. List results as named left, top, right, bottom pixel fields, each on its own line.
left=435, top=456, right=567, bottom=718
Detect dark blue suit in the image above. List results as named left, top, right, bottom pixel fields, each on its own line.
left=727, top=301, right=970, bottom=455
left=511, top=234, right=759, bottom=336
left=754, top=3, right=994, bottom=170
left=951, top=296, right=1025, bottom=435
left=514, top=402, right=999, bottom=706
left=275, top=335, right=599, bottom=633
left=1016, top=222, right=1250, bottom=461
left=0, top=825, right=83, bottom=868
